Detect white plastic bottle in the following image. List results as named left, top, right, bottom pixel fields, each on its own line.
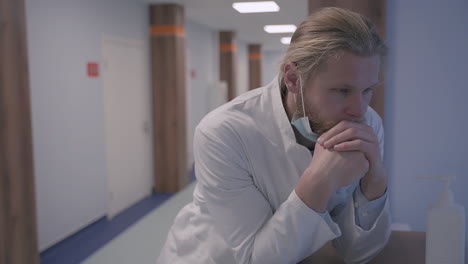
left=425, top=175, right=465, bottom=264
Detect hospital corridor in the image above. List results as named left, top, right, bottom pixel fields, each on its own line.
left=1, top=0, right=468, bottom=263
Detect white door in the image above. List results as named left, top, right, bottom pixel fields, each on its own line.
left=102, top=36, right=154, bottom=219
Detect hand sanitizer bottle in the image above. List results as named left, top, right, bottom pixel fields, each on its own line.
left=425, top=175, right=465, bottom=264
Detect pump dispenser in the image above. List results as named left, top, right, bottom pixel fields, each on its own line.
left=422, top=175, right=465, bottom=264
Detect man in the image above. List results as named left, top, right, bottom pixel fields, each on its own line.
left=158, top=7, right=390, bottom=264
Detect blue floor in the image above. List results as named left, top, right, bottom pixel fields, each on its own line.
left=40, top=167, right=195, bottom=264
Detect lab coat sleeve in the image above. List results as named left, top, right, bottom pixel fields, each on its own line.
left=194, top=125, right=341, bottom=264
left=330, top=111, right=391, bottom=263
left=354, top=186, right=387, bottom=230
left=330, top=192, right=391, bottom=263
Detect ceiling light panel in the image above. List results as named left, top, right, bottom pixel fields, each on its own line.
left=264, top=24, right=297, bottom=33
left=281, top=37, right=291, bottom=44
left=232, top=1, right=280, bottom=13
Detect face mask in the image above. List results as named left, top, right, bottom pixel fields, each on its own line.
left=290, top=75, right=320, bottom=143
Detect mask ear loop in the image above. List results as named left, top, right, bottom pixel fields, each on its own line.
left=298, top=74, right=314, bottom=135
left=298, top=74, right=306, bottom=118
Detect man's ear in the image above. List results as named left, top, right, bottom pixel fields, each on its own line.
left=283, top=62, right=300, bottom=94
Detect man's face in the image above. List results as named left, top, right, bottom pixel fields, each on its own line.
left=298, top=52, right=381, bottom=135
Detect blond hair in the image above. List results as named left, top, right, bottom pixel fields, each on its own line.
left=279, top=7, right=387, bottom=94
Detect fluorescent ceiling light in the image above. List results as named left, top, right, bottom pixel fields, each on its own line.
left=281, top=37, right=291, bottom=45
left=232, top=1, right=280, bottom=13
left=264, top=24, right=296, bottom=33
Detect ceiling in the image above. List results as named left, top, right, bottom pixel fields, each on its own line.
left=140, top=0, right=308, bottom=51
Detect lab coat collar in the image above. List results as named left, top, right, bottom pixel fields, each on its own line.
left=268, top=76, right=311, bottom=156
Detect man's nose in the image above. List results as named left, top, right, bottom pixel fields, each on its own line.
left=345, top=95, right=367, bottom=120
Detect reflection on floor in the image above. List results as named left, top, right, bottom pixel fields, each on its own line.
left=40, top=169, right=196, bottom=264
left=83, top=183, right=195, bottom=264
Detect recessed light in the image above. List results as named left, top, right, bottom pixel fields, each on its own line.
left=281, top=37, right=291, bottom=45
left=232, top=1, right=280, bottom=13
left=264, top=24, right=297, bottom=33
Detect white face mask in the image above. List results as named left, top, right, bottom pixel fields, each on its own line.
left=290, top=75, right=319, bottom=143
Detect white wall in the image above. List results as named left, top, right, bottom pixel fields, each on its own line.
left=186, top=19, right=218, bottom=166
left=25, top=0, right=150, bottom=251
left=385, top=0, right=468, bottom=239
left=262, top=50, right=285, bottom=86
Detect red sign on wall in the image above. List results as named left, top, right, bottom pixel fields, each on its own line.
left=87, top=62, right=99, bottom=77
left=191, top=69, right=196, bottom=80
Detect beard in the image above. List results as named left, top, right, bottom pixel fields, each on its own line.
left=295, top=94, right=337, bottom=135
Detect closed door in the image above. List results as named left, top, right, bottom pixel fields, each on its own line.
left=102, top=36, right=154, bottom=219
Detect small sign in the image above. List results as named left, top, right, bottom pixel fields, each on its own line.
left=87, top=62, right=99, bottom=77
left=191, top=69, right=196, bottom=80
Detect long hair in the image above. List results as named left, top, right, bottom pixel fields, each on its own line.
left=278, top=7, right=388, bottom=95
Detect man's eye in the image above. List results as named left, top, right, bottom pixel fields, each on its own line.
left=339, top=89, right=351, bottom=95
left=363, top=88, right=374, bottom=94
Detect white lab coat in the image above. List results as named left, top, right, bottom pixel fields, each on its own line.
left=157, top=78, right=391, bottom=264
